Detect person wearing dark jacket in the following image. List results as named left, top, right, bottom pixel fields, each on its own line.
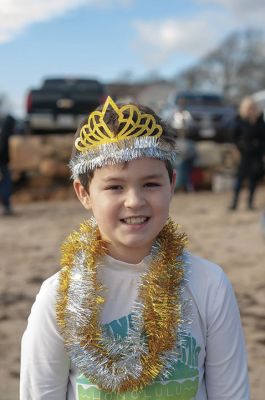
left=229, top=97, right=265, bottom=210
left=0, top=114, right=16, bottom=215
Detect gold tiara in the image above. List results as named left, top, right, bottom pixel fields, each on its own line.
left=75, top=96, right=163, bottom=152
left=69, top=97, right=177, bottom=179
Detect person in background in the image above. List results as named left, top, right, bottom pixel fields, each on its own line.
left=0, top=114, right=16, bottom=215
left=173, top=97, right=197, bottom=193
left=174, top=130, right=197, bottom=192
left=229, top=97, right=265, bottom=210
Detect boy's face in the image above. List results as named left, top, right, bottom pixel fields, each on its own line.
left=74, top=157, right=176, bottom=264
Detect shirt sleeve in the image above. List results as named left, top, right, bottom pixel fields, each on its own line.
left=20, top=276, right=70, bottom=400
left=205, top=270, right=250, bottom=400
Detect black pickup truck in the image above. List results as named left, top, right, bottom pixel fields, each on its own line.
left=26, top=77, right=106, bottom=134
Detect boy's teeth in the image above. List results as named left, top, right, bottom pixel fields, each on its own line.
left=123, top=217, right=147, bottom=224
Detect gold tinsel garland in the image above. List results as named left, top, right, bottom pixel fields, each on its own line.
left=56, top=218, right=188, bottom=393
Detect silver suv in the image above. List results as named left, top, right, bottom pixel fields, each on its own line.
left=161, top=91, right=235, bottom=142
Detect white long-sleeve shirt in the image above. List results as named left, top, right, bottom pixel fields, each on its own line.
left=20, top=252, right=249, bottom=399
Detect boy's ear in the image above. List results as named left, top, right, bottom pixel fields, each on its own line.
left=73, top=180, right=91, bottom=210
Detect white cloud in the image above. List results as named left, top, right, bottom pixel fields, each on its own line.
left=132, top=0, right=265, bottom=68
left=198, top=0, right=263, bottom=10
left=197, top=0, right=265, bottom=25
left=0, top=0, right=86, bottom=42
left=132, top=11, right=234, bottom=66
left=0, top=0, right=132, bottom=43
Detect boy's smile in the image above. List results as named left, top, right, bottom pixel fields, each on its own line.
left=120, top=216, right=149, bottom=225
left=74, top=157, right=176, bottom=263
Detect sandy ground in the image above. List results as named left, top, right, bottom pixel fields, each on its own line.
left=1, top=187, right=265, bottom=399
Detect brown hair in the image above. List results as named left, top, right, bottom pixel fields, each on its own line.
left=71, top=102, right=176, bottom=189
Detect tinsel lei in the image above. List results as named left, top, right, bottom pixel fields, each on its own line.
left=56, top=217, right=189, bottom=393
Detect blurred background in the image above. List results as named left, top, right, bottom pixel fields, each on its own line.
left=0, top=1, right=265, bottom=399
left=1, top=0, right=265, bottom=200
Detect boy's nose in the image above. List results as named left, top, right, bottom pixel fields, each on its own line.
left=124, top=189, right=146, bottom=208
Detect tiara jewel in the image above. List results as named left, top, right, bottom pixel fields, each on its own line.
left=75, top=96, right=163, bottom=152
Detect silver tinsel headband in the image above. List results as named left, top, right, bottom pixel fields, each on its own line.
left=69, top=136, right=177, bottom=180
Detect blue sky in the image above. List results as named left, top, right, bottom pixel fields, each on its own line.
left=0, top=0, right=264, bottom=116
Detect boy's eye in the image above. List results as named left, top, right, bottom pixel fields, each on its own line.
left=105, top=185, right=123, bottom=191
left=144, top=182, right=161, bottom=188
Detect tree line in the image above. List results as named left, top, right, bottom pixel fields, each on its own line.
left=174, top=29, right=265, bottom=103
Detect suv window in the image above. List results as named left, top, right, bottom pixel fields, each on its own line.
left=175, top=93, right=224, bottom=107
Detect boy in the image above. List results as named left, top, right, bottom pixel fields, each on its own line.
left=20, top=97, right=249, bottom=399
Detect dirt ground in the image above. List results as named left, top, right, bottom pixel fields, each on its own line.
left=1, top=187, right=265, bottom=399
